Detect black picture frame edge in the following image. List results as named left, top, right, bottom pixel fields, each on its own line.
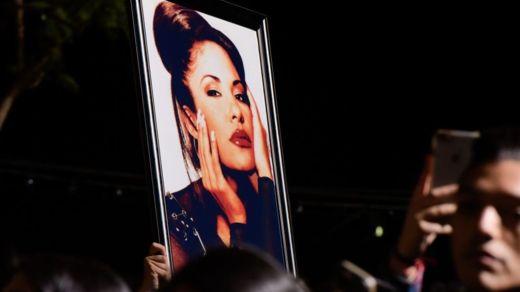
left=128, top=0, right=173, bottom=270
left=257, top=18, right=298, bottom=275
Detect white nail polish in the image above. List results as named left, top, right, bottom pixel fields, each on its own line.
left=210, top=131, right=215, bottom=141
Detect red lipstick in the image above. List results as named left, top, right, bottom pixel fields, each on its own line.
left=230, top=129, right=251, bottom=148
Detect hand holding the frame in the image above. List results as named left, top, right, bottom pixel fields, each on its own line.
left=249, top=88, right=272, bottom=180
left=197, top=111, right=247, bottom=224
left=139, top=242, right=171, bottom=292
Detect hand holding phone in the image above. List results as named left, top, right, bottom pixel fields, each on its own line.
left=432, top=129, right=480, bottom=188
left=391, top=130, right=478, bottom=278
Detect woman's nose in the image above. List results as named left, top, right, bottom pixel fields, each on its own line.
left=230, top=99, right=244, bottom=123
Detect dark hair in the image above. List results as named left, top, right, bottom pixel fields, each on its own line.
left=162, top=248, right=308, bottom=292
left=5, top=255, right=130, bottom=292
left=153, top=2, right=246, bottom=175
left=469, top=127, right=520, bottom=168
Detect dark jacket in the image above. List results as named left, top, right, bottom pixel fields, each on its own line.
left=165, top=176, right=284, bottom=263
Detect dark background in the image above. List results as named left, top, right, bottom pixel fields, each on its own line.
left=0, top=0, right=518, bottom=289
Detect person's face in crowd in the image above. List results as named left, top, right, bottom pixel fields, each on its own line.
left=452, top=160, right=520, bottom=291
left=184, top=40, right=255, bottom=172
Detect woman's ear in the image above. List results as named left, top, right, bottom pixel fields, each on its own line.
left=181, top=105, right=198, bottom=139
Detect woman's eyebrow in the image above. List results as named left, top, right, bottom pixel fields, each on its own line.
left=200, top=74, right=220, bottom=85
left=232, top=80, right=244, bottom=86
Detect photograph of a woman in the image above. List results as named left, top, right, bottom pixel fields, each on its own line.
left=141, top=0, right=287, bottom=270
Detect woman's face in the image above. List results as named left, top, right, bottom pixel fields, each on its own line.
left=184, top=40, right=254, bottom=172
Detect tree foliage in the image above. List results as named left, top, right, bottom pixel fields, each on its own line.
left=0, top=0, right=129, bottom=129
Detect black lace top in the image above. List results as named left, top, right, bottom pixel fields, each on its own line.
left=166, top=177, right=284, bottom=264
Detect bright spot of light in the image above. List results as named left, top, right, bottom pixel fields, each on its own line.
left=375, top=226, right=384, bottom=237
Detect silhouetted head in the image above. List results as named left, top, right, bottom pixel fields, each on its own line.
left=2, top=255, right=130, bottom=292
left=163, top=248, right=307, bottom=292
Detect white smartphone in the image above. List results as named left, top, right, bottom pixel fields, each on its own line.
left=432, top=129, right=480, bottom=188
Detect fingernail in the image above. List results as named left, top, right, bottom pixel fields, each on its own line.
left=210, top=131, right=215, bottom=141
left=196, top=109, right=201, bottom=126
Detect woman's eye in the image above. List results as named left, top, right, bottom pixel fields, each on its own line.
left=207, top=89, right=221, bottom=97
left=234, top=93, right=250, bottom=105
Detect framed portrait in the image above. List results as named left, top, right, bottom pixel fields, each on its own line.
left=129, top=0, right=296, bottom=274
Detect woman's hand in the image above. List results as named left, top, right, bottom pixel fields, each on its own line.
left=247, top=88, right=272, bottom=179
left=197, top=110, right=246, bottom=224
left=139, top=242, right=171, bottom=292
left=391, top=155, right=458, bottom=276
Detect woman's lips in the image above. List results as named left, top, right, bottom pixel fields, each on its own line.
left=230, top=130, right=251, bottom=148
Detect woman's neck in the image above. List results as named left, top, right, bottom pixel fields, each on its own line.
left=223, top=169, right=259, bottom=195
